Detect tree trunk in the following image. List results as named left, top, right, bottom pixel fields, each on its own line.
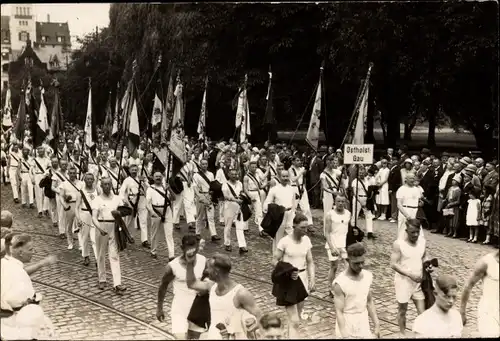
left=365, top=92, right=375, bottom=143
left=427, top=110, right=436, bottom=147
left=471, top=126, right=495, bottom=160
left=386, top=115, right=400, bottom=148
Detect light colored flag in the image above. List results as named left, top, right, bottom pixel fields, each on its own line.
left=36, top=88, right=49, bottom=146
left=168, top=77, right=187, bottom=163
left=151, top=92, right=163, bottom=134
left=197, top=81, right=207, bottom=141
left=2, top=87, right=12, bottom=128
left=47, top=86, right=61, bottom=143
left=162, top=69, right=175, bottom=144
left=351, top=85, right=369, bottom=144
left=128, top=99, right=140, bottom=155
left=84, top=87, right=94, bottom=150
left=111, top=91, right=119, bottom=137
left=305, top=74, right=322, bottom=151
left=235, top=87, right=245, bottom=128
left=239, top=89, right=251, bottom=143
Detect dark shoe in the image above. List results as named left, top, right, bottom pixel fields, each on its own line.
left=367, top=232, right=377, bottom=240
left=59, top=233, right=65, bottom=240
left=225, top=245, right=232, bottom=252
left=430, top=229, right=440, bottom=234
left=151, top=253, right=157, bottom=259
left=211, top=235, right=221, bottom=242
left=98, top=282, right=106, bottom=290
left=168, top=257, right=176, bottom=262
left=53, top=222, right=58, bottom=227
left=22, top=204, right=27, bottom=208
left=239, top=247, right=248, bottom=254
left=113, top=285, right=126, bottom=295
left=44, top=210, right=49, bottom=217
left=29, top=204, right=35, bottom=209
left=243, top=230, right=249, bottom=234
left=196, top=234, right=201, bottom=240
left=142, top=241, right=151, bottom=249
left=14, top=198, right=19, bottom=204
left=174, top=224, right=181, bottom=230
left=38, top=212, right=43, bottom=218
left=83, top=256, right=90, bottom=266
left=189, top=225, right=195, bottom=230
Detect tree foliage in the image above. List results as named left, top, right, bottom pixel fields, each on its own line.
left=54, top=2, right=497, bottom=155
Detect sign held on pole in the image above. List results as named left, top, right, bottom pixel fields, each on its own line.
left=344, top=144, right=374, bottom=164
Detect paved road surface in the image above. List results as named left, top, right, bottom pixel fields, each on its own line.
left=1, top=184, right=493, bottom=339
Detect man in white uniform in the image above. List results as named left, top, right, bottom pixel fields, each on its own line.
left=193, top=159, right=220, bottom=242
left=7, top=142, right=21, bottom=203
left=173, top=156, right=197, bottom=231
left=222, top=168, right=248, bottom=254
left=31, top=146, right=51, bottom=217
left=215, top=157, right=231, bottom=226
left=51, top=159, right=68, bottom=238
left=119, top=163, right=150, bottom=248
left=350, top=166, right=376, bottom=239
left=17, top=146, right=34, bottom=209
left=396, top=173, right=424, bottom=240
left=263, top=169, right=296, bottom=256
left=320, top=155, right=342, bottom=224
left=289, top=156, right=313, bottom=225
left=243, top=161, right=264, bottom=234
left=146, top=172, right=175, bottom=260
left=56, top=167, right=83, bottom=250
left=390, top=219, right=428, bottom=337
left=91, top=177, right=127, bottom=294
left=1, top=234, right=57, bottom=340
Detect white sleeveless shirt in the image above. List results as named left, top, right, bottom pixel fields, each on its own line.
left=170, top=254, right=206, bottom=298
left=208, top=283, right=245, bottom=337
left=394, top=238, right=425, bottom=281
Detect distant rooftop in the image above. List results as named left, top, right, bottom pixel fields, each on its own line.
left=36, top=21, right=71, bottom=46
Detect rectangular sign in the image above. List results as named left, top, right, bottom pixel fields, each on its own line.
left=344, top=144, right=374, bottom=164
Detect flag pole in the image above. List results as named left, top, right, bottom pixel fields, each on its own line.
left=113, top=82, right=120, bottom=156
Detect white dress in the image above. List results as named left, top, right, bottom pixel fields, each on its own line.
left=375, top=167, right=390, bottom=205
left=477, top=253, right=499, bottom=337
left=277, top=235, right=312, bottom=294
left=332, top=269, right=374, bottom=338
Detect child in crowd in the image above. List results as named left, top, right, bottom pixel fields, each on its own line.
left=480, top=186, right=495, bottom=245
left=466, top=188, right=481, bottom=243
left=443, top=174, right=462, bottom=238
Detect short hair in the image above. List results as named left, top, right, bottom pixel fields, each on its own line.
left=259, top=312, right=282, bottom=330
left=100, top=177, right=112, bottom=184
left=211, top=253, right=232, bottom=274
left=406, top=218, right=420, bottom=229
left=10, top=234, right=32, bottom=249
left=391, top=154, right=400, bottom=161
left=292, top=156, right=301, bottom=162
left=347, top=242, right=366, bottom=257
left=293, top=212, right=308, bottom=226
left=248, top=161, right=257, bottom=167
left=67, top=166, right=77, bottom=172
left=1, top=211, right=13, bottom=228
left=1, top=227, right=12, bottom=239
left=181, top=234, right=199, bottom=249
left=435, top=274, right=458, bottom=295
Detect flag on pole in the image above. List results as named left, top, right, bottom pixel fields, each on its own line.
left=13, top=89, right=27, bottom=142
left=162, top=67, right=175, bottom=144
left=168, top=74, right=187, bottom=163
left=47, top=83, right=61, bottom=150
left=2, top=87, right=12, bottom=130
left=111, top=88, right=120, bottom=138
left=263, top=66, right=276, bottom=137
left=235, top=74, right=250, bottom=143
left=197, top=77, right=208, bottom=141
left=26, top=80, right=39, bottom=147
left=128, top=99, right=140, bottom=155
left=151, top=92, right=163, bottom=141
left=103, top=93, right=113, bottom=139
left=84, top=86, right=95, bottom=151
left=34, top=88, right=49, bottom=147
left=305, top=67, right=323, bottom=151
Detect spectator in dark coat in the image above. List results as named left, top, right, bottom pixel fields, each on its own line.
left=388, top=155, right=402, bottom=222
left=308, top=150, right=324, bottom=209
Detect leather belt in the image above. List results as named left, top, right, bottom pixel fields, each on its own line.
left=357, top=194, right=367, bottom=197
left=81, top=208, right=91, bottom=212
left=153, top=205, right=164, bottom=208
left=21, top=171, right=29, bottom=173
left=9, top=165, right=18, bottom=168
left=98, top=219, right=114, bottom=223
left=403, top=205, right=418, bottom=209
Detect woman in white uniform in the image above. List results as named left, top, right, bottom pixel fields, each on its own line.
left=273, top=213, right=316, bottom=338
left=460, top=250, right=499, bottom=338
left=375, top=158, right=390, bottom=220
left=156, top=234, right=207, bottom=340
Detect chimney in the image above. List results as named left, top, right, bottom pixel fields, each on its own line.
left=47, top=14, right=50, bottom=23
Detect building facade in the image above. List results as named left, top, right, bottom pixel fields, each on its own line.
left=1, top=4, right=71, bottom=90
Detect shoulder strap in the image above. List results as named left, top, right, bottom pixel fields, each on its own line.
left=21, top=159, right=31, bottom=170
left=10, top=154, right=19, bottom=163
left=322, top=171, right=339, bottom=190
left=226, top=182, right=238, bottom=199
left=55, top=171, right=67, bottom=182
left=196, top=171, right=211, bottom=188
left=33, top=158, right=45, bottom=173
left=246, top=172, right=260, bottom=188
left=79, top=189, right=93, bottom=214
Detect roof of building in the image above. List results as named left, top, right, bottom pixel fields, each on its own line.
left=35, top=21, right=71, bottom=46
left=1, top=16, right=10, bottom=31
left=33, top=45, right=70, bottom=71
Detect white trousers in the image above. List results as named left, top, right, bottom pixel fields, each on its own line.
left=33, top=174, right=45, bottom=213
left=56, top=196, right=66, bottom=234
left=92, top=221, right=121, bottom=286
left=196, top=201, right=217, bottom=237
left=62, top=202, right=77, bottom=247
left=350, top=197, right=373, bottom=233
left=151, top=207, right=175, bottom=258
left=19, top=173, right=33, bottom=205
left=124, top=199, right=148, bottom=243
left=272, top=210, right=295, bottom=256
left=322, top=191, right=335, bottom=235
left=173, top=182, right=197, bottom=225
left=218, top=200, right=225, bottom=223
left=293, top=186, right=313, bottom=225
left=0, top=304, right=53, bottom=340
left=223, top=202, right=247, bottom=248
left=47, top=198, right=58, bottom=224
left=8, top=167, right=19, bottom=199
left=79, top=211, right=94, bottom=258
left=247, top=191, right=263, bottom=232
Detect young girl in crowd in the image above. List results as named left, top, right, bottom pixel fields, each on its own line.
left=480, top=186, right=495, bottom=245
left=443, top=174, right=462, bottom=238
left=466, top=188, right=481, bottom=243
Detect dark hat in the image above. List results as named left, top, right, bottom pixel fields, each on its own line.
left=421, top=148, right=430, bottom=154
left=441, top=151, right=450, bottom=157
left=169, top=176, right=184, bottom=195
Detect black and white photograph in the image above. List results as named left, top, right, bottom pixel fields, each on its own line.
left=0, top=1, right=498, bottom=339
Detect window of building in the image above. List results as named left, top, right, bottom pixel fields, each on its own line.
left=27, top=7, right=30, bottom=15
left=57, top=36, right=64, bottom=43
left=2, top=52, right=9, bottom=61
left=41, top=36, right=46, bottom=42
left=19, top=31, right=29, bottom=42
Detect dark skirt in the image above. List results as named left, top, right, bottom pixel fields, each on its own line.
left=274, top=277, right=308, bottom=307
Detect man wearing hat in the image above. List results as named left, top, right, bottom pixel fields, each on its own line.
left=17, top=146, right=34, bottom=209
left=31, top=146, right=51, bottom=217
left=482, top=162, right=499, bottom=191
left=418, top=159, right=437, bottom=230
left=420, top=148, right=430, bottom=161
left=475, top=158, right=488, bottom=182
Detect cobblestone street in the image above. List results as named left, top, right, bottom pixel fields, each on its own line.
left=1, top=185, right=493, bottom=339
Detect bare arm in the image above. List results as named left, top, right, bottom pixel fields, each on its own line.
left=397, top=198, right=411, bottom=219
left=272, top=248, right=284, bottom=267
left=366, top=289, right=380, bottom=335
left=75, top=192, right=82, bottom=222
left=236, top=287, right=262, bottom=321
left=25, top=255, right=56, bottom=275
left=306, top=249, right=315, bottom=283
left=157, top=264, right=175, bottom=310
left=461, top=257, right=488, bottom=313
left=333, top=283, right=348, bottom=337
left=324, top=214, right=337, bottom=251
left=186, top=260, right=214, bottom=294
